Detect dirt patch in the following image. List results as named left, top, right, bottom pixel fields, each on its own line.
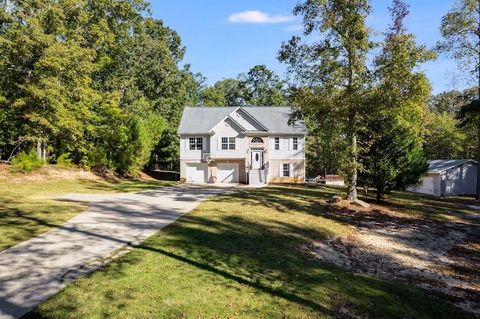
left=0, top=164, right=102, bottom=182
left=0, top=164, right=159, bottom=183
left=306, top=203, right=480, bottom=315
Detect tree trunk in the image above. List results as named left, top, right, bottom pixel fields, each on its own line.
left=347, top=126, right=358, bottom=202
left=346, top=44, right=358, bottom=202
left=36, top=140, right=46, bottom=164
left=37, top=140, right=42, bottom=160
left=376, top=183, right=384, bottom=202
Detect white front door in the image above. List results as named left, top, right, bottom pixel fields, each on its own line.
left=217, top=163, right=239, bottom=183
left=251, top=150, right=263, bottom=169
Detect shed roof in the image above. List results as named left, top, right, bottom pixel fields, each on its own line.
left=177, top=106, right=306, bottom=135
left=427, top=159, right=477, bottom=173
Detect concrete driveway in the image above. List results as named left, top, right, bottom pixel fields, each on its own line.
left=0, top=184, right=232, bottom=319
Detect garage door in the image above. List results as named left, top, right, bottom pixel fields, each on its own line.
left=186, top=163, right=208, bottom=183
left=217, top=163, right=239, bottom=183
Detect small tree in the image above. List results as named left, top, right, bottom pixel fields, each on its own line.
left=361, top=0, right=434, bottom=200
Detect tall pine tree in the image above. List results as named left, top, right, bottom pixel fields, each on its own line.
left=361, top=0, right=434, bottom=200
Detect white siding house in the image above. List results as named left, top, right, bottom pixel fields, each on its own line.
left=178, top=107, right=307, bottom=185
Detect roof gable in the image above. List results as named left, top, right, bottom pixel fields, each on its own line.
left=235, top=108, right=268, bottom=131
left=219, top=108, right=268, bottom=132
left=177, top=106, right=306, bottom=135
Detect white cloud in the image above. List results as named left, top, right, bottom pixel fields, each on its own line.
left=228, top=11, right=295, bottom=24
left=283, top=24, right=303, bottom=32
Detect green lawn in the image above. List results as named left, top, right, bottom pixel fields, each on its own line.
left=27, top=186, right=472, bottom=319
left=0, top=178, right=176, bottom=251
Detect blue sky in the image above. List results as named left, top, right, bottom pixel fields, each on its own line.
left=151, top=0, right=463, bottom=94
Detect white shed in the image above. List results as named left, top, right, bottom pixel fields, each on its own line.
left=407, top=160, right=477, bottom=197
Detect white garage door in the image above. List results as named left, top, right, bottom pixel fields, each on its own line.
left=217, top=163, right=239, bottom=183
left=186, top=163, right=208, bottom=183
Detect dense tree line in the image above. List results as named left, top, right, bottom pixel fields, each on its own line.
left=426, top=88, right=478, bottom=160
left=0, top=0, right=198, bottom=173
left=199, top=65, right=288, bottom=107
left=1, top=0, right=478, bottom=200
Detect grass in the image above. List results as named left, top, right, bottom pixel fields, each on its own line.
left=0, top=178, right=176, bottom=251
left=27, top=185, right=472, bottom=319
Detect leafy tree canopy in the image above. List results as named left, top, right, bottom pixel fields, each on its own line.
left=201, top=65, right=287, bottom=107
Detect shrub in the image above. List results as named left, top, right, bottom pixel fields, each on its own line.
left=56, top=153, right=73, bottom=168
left=11, top=150, right=44, bottom=173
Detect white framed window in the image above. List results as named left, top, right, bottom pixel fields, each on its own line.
left=251, top=137, right=263, bottom=144
left=282, top=163, right=290, bottom=177
left=221, top=137, right=236, bottom=150
left=274, top=137, right=280, bottom=150
left=189, top=137, right=203, bottom=151
left=292, top=137, right=299, bottom=150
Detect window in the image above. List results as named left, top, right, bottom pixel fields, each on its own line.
left=293, top=137, right=299, bottom=150
left=221, top=137, right=236, bottom=150
left=274, top=137, right=280, bottom=150
left=251, top=137, right=263, bottom=144
left=189, top=137, right=203, bottom=151
left=283, top=163, right=290, bottom=177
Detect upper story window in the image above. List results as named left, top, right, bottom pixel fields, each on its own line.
left=189, top=137, right=203, bottom=151
left=274, top=137, right=280, bottom=150
left=221, top=137, right=236, bottom=150
left=283, top=163, right=290, bottom=177
left=293, top=137, right=299, bottom=150
left=251, top=137, right=263, bottom=144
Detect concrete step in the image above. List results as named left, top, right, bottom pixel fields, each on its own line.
left=249, top=170, right=267, bottom=185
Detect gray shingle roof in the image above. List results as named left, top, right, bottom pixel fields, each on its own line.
left=177, top=106, right=306, bottom=135
left=427, top=159, right=477, bottom=173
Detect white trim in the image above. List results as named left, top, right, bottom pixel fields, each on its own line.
left=274, top=137, right=280, bottom=150
left=208, top=107, right=243, bottom=133
left=188, top=136, right=204, bottom=151
left=220, top=136, right=236, bottom=151
left=226, top=116, right=248, bottom=131
left=237, top=107, right=269, bottom=131
left=292, top=137, right=299, bottom=151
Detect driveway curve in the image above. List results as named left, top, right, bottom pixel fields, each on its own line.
left=0, top=184, right=231, bottom=319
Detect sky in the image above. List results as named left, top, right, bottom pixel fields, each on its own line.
left=151, top=0, right=464, bottom=94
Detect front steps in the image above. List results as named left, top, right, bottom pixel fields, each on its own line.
left=248, top=169, right=266, bottom=186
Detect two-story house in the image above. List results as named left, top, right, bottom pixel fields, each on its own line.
left=177, top=106, right=307, bottom=185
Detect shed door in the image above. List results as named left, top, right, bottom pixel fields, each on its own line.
left=417, top=176, right=435, bottom=195
left=217, top=163, right=239, bottom=183
left=186, top=163, right=208, bottom=183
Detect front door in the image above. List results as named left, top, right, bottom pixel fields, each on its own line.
left=251, top=150, right=263, bottom=169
